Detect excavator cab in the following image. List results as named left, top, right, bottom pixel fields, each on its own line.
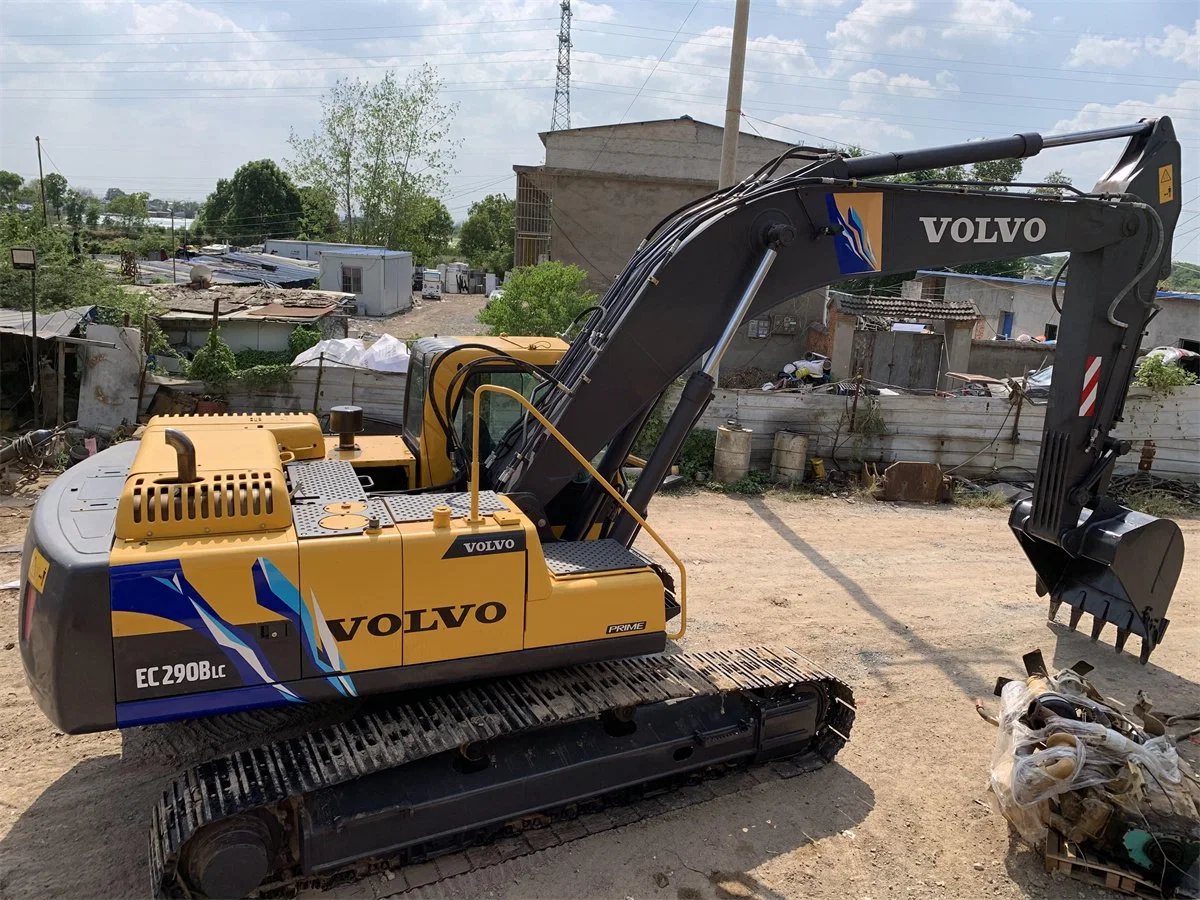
left=401, top=336, right=568, bottom=488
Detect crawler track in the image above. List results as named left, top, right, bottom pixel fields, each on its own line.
left=152, top=647, right=855, bottom=898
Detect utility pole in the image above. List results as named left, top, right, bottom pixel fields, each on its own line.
left=710, top=0, right=751, bottom=386
left=718, top=0, right=750, bottom=189
left=170, top=205, right=177, bottom=283
left=550, top=0, right=572, bottom=131
left=35, top=136, right=48, bottom=228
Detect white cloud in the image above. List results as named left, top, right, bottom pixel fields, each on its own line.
left=776, top=0, right=848, bottom=11
left=826, top=0, right=926, bottom=58
left=1065, top=20, right=1199, bottom=70
left=1051, top=81, right=1200, bottom=136
left=940, top=0, right=1032, bottom=44
left=1065, top=36, right=1141, bottom=68
left=1148, top=19, right=1200, bottom=67
left=839, top=67, right=957, bottom=111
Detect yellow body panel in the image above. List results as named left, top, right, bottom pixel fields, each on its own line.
left=296, top=529, right=404, bottom=672
left=145, top=412, right=325, bottom=459
left=397, top=515, right=527, bottom=664
left=525, top=569, right=666, bottom=649
left=117, top=426, right=291, bottom=540
left=110, top=529, right=299, bottom=637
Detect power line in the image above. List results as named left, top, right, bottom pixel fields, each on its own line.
left=582, top=0, right=701, bottom=172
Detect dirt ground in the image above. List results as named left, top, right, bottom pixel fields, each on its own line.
left=0, top=490, right=1197, bottom=900
left=350, top=292, right=489, bottom=342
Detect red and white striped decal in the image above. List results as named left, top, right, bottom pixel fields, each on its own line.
left=1079, top=355, right=1102, bottom=416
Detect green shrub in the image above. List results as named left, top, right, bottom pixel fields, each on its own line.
left=234, top=348, right=291, bottom=368
left=287, top=325, right=322, bottom=359
left=476, top=261, right=596, bottom=336
left=1133, top=355, right=1197, bottom=394
left=187, top=331, right=238, bottom=387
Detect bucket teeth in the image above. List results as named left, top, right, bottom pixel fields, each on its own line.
left=1139, top=639, right=1153, bottom=666
left=1048, top=599, right=1062, bottom=622
left=1068, top=607, right=1084, bottom=631
left=1114, top=628, right=1131, bottom=653
left=1090, top=617, right=1106, bottom=641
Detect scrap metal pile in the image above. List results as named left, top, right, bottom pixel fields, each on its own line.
left=983, top=650, right=1200, bottom=897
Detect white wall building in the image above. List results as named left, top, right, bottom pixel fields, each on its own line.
left=318, top=248, right=412, bottom=317
left=915, top=270, right=1200, bottom=351
left=264, top=239, right=386, bottom=262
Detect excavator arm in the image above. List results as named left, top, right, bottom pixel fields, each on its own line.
left=488, top=117, right=1183, bottom=660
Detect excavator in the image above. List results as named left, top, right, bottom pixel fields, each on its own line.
left=17, top=118, right=1184, bottom=897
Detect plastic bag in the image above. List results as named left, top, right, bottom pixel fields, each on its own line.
left=989, top=677, right=1192, bottom=846
left=292, top=338, right=366, bottom=368
left=359, top=334, right=410, bottom=373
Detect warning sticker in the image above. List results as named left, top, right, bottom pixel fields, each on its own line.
left=28, top=546, right=50, bottom=593
left=1159, top=164, right=1175, bottom=204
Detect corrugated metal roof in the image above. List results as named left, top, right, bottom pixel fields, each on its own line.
left=220, top=252, right=321, bottom=285
left=160, top=295, right=247, bottom=315
left=831, top=293, right=979, bottom=321
left=317, top=247, right=410, bottom=258
left=136, top=254, right=319, bottom=287
left=916, top=269, right=1199, bottom=301
left=0, top=305, right=96, bottom=339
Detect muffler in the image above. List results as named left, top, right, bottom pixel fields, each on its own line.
left=1009, top=499, right=1184, bottom=663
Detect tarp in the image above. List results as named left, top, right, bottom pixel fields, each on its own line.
left=292, top=335, right=409, bottom=373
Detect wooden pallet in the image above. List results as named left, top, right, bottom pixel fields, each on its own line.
left=1044, top=829, right=1162, bottom=897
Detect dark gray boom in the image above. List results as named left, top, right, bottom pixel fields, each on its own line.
left=488, top=118, right=1183, bottom=662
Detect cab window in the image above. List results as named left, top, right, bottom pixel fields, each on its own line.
left=454, top=370, right=545, bottom=462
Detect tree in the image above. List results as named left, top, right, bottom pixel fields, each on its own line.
left=42, top=173, right=68, bottom=222
left=0, top=170, right=22, bottom=207
left=477, top=261, right=596, bottom=336
left=63, top=190, right=86, bottom=227
left=107, top=191, right=150, bottom=233
left=459, top=193, right=515, bottom=275
left=295, top=184, right=343, bottom=241
left=104, top=187, right=126, bottom=205
left=196, top=160, right=302, bottom=244
left=287, top=65, right=459, bottom=245
left=1034, top=169, right=1073, bottom=197
left=84, top=198, right=101, bottom=229
left=386, top=190, right=454, bottom=263
left=0, top=211, right=129, bottom=312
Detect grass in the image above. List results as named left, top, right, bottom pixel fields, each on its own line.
left=1122, top=489, right=1188, bottom=519
left=953, top=486, right=1013, bottom=509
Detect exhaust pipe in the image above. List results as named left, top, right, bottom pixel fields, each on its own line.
left=1009, top=499, right=1183, bottom=663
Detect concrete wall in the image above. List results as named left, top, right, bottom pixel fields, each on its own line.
left=531, top=119, right=798, bottom=291
left=544, top=172, right=714, bottom=290
left=719, top=290, right=828, bottom=375
left=967, top=339, right=1055, bottom=379
left=661, top=383, right=1200, bottom=481
left=926, top=274, right=1198, bottom=349
left=543, top=118, right=792, bottom=181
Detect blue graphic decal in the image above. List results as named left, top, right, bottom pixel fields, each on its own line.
left=112, top=561, right=300, bottom=703
left=253, top=558, right=356, bottom=698
left=826, top=194, right=880, bottom=275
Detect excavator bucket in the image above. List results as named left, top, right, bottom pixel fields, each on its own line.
left=1010, top=499, right=1184, bottom=663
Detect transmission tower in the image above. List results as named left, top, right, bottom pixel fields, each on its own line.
left=550, top=0, right=571, bottom=131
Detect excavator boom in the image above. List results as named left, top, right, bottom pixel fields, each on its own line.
left=488, top=118, right=1183, bottom=660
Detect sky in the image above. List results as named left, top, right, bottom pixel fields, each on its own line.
left=0, top=0, right=1197, bottom=261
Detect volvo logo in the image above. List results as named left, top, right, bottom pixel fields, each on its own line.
left=441, top=530, right=527, bottom=559
left=919, top=216, right=1046, bottom=244
left=326, top=602, right=508, bottom=641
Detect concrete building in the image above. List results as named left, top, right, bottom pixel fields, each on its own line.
left=318, top=248, right=413, bottom=316
left=264, top=239, right=386, bottom=262
left=513, top=116, right=807, bottom=289
left=913, top=270, right=1200, bottom=351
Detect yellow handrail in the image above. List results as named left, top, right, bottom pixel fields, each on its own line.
left=469, top=384, right=687, bottom=640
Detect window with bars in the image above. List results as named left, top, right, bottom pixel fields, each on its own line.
left=341, top=265, right=363, bottom=294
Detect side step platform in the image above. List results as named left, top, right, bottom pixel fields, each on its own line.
left=152, top=647, right=854, bottom=897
